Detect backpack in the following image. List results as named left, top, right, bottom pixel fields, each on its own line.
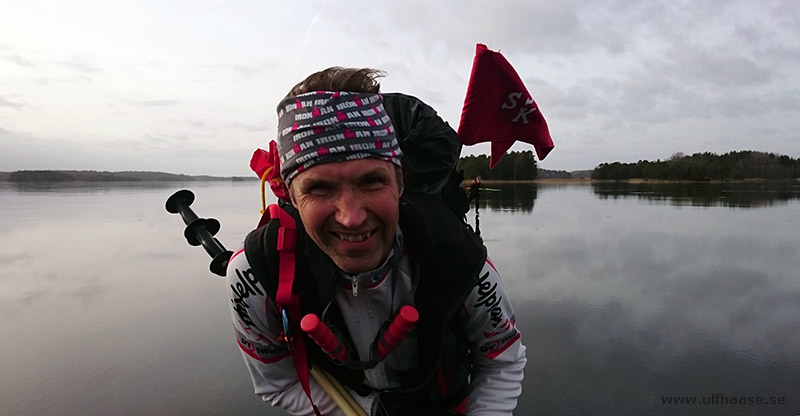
left=246, top=93, right=480, bottom=415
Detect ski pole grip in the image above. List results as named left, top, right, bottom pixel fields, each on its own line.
left=377, top=305, right=419, bottom=358
left=301, top=314, right=347, bottom=363
left=165, top=189, right=232, bottom=277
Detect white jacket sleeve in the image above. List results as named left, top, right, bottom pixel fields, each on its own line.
left=458, top=258, right=527, bottom=415
left=226, top=245, right=376, bottom=415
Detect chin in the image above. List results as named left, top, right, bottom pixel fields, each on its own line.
left=335, top=258, right=379, bottom=275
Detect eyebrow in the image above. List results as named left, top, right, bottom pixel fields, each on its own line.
left=299, top=167, right=391, bottom=189
left=356, top=168, right=392, bottom=180
left=300, top=177, right=334, bottom=190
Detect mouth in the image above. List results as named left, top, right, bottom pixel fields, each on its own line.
left=334, top=229, right=376, bottom=242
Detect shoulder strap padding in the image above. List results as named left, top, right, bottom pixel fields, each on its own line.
left=244, top=202, right=336, bottom=311
left=395, top=193, right=487, bottom=394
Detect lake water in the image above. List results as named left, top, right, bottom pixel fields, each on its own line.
left=1, top=181, right=798, bottom=415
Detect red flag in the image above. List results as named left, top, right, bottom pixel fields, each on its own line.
left=458, top=43, right=554, bottom=168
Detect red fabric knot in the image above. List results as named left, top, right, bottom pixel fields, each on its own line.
left=250, top=140, right=290, bottom=201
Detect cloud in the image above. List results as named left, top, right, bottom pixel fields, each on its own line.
left=1, top=53, right=36, bottom=68
left=34, top=75, right=94, bottom=86
left=2, top=0, right=798, bottom=174
left=0, top=126, right=251, bottom=176
left=662, top=42, right=772, bottom=88
left=60, top=55, right=103, bottom=73
left=0, top=128, right=96, bottom=170
left=227, top=121, right=269, bottom=132
left=127, top=99, right=181, bottom=107
left=203, top=63, right=275, bottom=79
left=223, top=65, right=267, bottom=78
left=181, top=118, right=210, bottom=129
left=374, top=0, right=670, bottom=60
left=0, top=95, right=25, bottom=109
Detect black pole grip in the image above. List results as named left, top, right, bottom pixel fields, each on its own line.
left=165, top=189, right=232, bottom=277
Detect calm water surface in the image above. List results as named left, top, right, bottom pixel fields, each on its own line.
left=1, top=181, right=798, bottom=415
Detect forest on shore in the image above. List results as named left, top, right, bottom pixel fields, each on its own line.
left=457, top=149, right=800, bottom=181
left=0, top=170, right=251, bottom=182
left=3, top=150, right=797, bottom=183
left=591, top=151, right=800, bottom=181
left=458, top=150, right=541, bottom=180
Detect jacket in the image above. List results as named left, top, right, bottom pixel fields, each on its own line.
left=226, top=194, right=526, bottom=415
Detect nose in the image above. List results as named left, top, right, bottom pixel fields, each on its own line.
left=334, top=188, right=367, bottom=228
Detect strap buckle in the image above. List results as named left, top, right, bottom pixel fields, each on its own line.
left=278, top=308, right=294, bottom=351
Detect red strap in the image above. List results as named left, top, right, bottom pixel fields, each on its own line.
left=260, top=204, right=322, bottom=416
left=268, top=204, right=297, bottom=308
left=288, top=294, right=322, bottom=416
left=256, top=208, right=272, bottom=229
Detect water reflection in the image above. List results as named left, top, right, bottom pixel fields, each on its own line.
left=2, top=182, right=798, bottom=415
left=517, top=298, right=799, bottom=415
left=592, top=181, right=800, bottom=208
left=470, top=182, right=539, bottom=212
left=472, top=180, right=800, bottom=211
left=0, top=182, right=277, bottom=416
left=480, top=183, right=800, bottom=415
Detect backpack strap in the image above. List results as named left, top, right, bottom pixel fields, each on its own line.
left=253, top=203, right=323, bottom=416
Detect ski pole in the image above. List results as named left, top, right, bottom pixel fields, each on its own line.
left=165, top=189, right=232, bottom=276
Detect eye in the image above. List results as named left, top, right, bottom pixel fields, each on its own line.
left=305, top=182, right=335, bottom=196
left=360, top=175, right=387, bottom=190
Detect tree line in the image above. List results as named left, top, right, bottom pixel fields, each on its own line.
left=458, top=151, right=538, bottom=180
left=5, top=170, right=210, bottom=182
left=592, top=151, right=800, bottom=181
left=592, top=181, right=799, bottom=208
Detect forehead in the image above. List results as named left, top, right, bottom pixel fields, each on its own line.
left=292, top=158, right=396, bottom=184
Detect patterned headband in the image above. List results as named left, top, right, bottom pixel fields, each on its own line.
left=276, top=91, right=402, bottom=184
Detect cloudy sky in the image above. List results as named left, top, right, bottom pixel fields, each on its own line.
left=1, top=0, right=798, bottom=176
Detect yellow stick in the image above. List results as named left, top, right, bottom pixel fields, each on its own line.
left=321, top=368, right=367, bottom=416
left=310, top=366, right=368, bottom=416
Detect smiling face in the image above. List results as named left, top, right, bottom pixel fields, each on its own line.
left=289, top=159, right=403, bottom=274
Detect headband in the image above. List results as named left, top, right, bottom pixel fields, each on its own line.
left=276, top=91, right=402, bottom=184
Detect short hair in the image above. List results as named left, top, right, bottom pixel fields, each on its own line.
left=285, top=67, right=385, bottom=97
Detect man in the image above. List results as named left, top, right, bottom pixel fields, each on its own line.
left=227, top=67, right=526, bottom=415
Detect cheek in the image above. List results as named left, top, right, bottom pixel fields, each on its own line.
left=297, top=200, right=330, bottom=232
left=372, top=195, right=400, bottom=223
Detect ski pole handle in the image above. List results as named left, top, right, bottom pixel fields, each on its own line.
left=376, top=305, right=419, bottom=358
left=301, top=314, right=348, bottom=363
left=165, top=189, right=232, bottom=277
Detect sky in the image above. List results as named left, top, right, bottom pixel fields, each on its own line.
left=1, top=0, right=799, bottom=177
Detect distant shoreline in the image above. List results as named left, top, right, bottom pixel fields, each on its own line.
left=4, top=170, right=796, bottom=184
left=0, top=170, right=257, bottom=183
left=470, top=177, right=800, bottom=185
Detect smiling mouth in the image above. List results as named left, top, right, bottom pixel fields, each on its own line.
left=335, top=230, right=375, bottom=242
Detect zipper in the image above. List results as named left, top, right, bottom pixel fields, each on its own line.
left=350, top=275, right=359, bottom=296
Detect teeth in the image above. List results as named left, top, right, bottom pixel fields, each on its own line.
left=337, top=232, right=372, bottom=242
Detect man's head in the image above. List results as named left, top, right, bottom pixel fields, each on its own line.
left=276, top=67, right=403, bottom=274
